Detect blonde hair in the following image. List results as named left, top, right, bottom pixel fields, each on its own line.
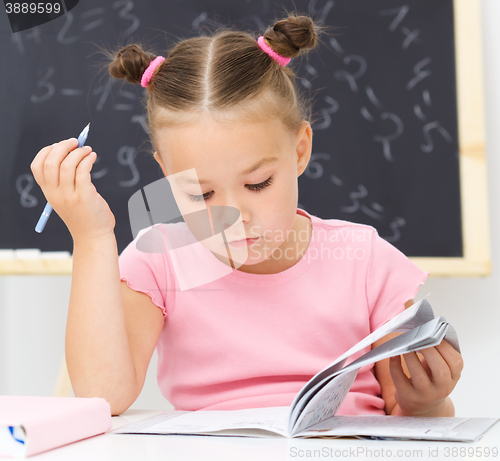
left=103, top=12, right=331, bottom=156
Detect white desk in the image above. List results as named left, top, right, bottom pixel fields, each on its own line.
left=13, top=410, right=500, bottom=460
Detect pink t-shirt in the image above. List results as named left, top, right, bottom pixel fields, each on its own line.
left=118, top=207, right=429, bottom=414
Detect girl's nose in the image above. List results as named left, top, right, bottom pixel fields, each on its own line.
left=209, top=204, right=243, bottom=232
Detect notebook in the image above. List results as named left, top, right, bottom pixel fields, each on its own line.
left=0, top=396, right=111, bottom=458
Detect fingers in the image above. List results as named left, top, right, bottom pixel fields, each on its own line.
left=31, top=139, right=96, bottom=196
left=416, top=346, right=452, bottom=386
left=75, top=150, right=97, bottom=189
left=31, top=143, right=57, bottom=186
left=389, top=355, right=413, bottom=394
left=400, top=350, right=433, bottom=388
left=59, top=145, right=94, bottom=193
left=415, top=352, right=432, bottom=377
left=43, top=139, right=80, bottom=189
left=434, top=339, right=464, bottom=381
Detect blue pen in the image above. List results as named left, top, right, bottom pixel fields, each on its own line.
left=35, top=123, right=90, bottom=233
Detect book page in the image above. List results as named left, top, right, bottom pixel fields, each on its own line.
left=337, top=298, right=436, bottom=365
left=290, top=369, right=359, bottom=436
left=113, top=406, right=291, bottom=438
left=340, top=318, right=449, bottom=373
left=288, top=300, right=438, bottom=429
left=290, top=318, right=456, bottom=434
left=299, top=415, right=500, bottom=442
left=292, top=319, right=447, bottom=430
left=439, top=323, right=460, bottom=353
left=112, top=412, right=190, bottom=433
left=288, top=298, right=433, bottom=422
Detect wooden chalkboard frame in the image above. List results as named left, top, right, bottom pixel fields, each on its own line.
left=0, top=0, right=490, bottom=276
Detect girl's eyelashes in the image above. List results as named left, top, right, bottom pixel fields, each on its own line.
left=247, top=176, right=273, bottom=192
left=188, top=176, right=274, bottom=202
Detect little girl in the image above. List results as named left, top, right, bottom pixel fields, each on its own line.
left=31, top=13, right=463, bottom=417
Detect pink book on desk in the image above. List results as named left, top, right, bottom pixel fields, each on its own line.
left=0, top=396, right=112, bottom=458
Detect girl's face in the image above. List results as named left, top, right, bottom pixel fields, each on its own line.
left=153, top=114, right=312, bottom=272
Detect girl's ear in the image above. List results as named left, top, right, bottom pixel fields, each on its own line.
left=153, top=151, right=168, bottom=177
left=296, top=121, right=313, bottom=177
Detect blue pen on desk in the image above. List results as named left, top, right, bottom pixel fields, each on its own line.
left=35, top=123, right=90, bottom=233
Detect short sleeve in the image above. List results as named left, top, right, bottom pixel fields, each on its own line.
left=366, top=228, right=429, bottom=332
left=119, top=225, right=169, bottom=318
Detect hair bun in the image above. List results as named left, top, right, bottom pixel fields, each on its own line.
left=263, top=13, right=318, bottom=59
left=109, top=44, right=157, bottom=85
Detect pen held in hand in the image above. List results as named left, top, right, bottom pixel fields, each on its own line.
left=34, top=123, right=91, bottom=233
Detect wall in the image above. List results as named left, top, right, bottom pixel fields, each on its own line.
left=1, top=0, right=498, bottom=416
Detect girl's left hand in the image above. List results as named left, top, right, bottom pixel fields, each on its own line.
left=389, top=339, right=464, bottom=416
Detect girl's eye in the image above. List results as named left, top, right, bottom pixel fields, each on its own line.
left=188, top=176, right=274, bottom=202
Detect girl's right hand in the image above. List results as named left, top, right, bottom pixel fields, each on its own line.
left=31, top=138, right=116, bottom=242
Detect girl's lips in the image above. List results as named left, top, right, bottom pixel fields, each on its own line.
left=228, top=237, right=260, bottom=247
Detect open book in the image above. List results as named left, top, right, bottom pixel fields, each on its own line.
left=113, top=299, right=499, bottom=442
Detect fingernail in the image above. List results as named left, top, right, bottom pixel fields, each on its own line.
left=68, top=137, right=77, bottom=142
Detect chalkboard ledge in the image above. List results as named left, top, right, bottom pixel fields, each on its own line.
left=0, top=258, right=72, bottom=275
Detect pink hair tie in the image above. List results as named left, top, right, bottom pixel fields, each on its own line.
left=257, top=36, right=291, bottom=66
left=141, top=56, right=166, bottom=88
